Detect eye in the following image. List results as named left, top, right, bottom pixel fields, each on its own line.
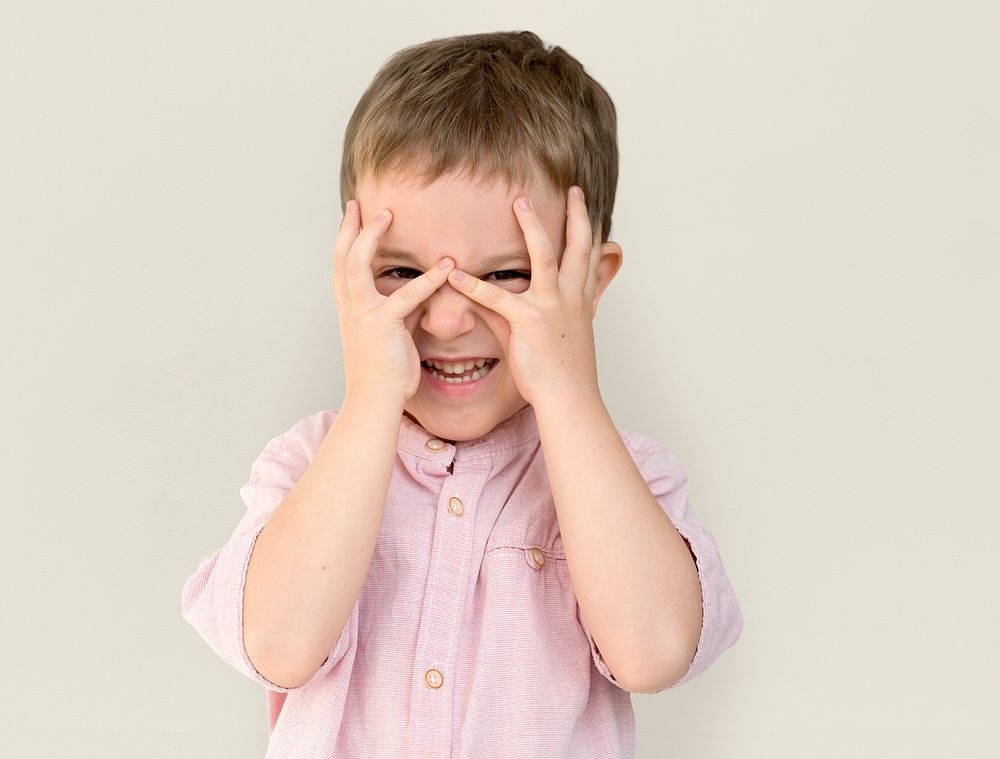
left=487, top=270, right=531, bottom=282
left=379, top=267, right=530, bottom=282
left=381, top=267, right=421, bottom=280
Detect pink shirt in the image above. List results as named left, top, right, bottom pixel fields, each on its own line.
left=181, top=404, right=742, bottom=758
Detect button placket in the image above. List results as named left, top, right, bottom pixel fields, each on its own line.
left=424, top=668, right=444, bottom=689
left=423, top=437, right=455, bottom=475
left=409, top=458, right=489, bottom=738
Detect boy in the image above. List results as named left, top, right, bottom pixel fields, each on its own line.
left=182, top=30, right=742, bottom=758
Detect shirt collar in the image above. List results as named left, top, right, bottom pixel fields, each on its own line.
left=397, top=403, right=540, bottom=464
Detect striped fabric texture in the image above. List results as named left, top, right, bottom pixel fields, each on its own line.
left=182, top=404, right=743, bottom=758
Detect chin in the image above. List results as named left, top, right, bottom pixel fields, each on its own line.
left=425, top=418, right=494, bottom=444
left=403, top=407, right=497, bottom=444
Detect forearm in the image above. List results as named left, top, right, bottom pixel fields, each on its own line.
left=533, top=389, right=703, bottom=691
left=243, top=392, right=403, bottom=688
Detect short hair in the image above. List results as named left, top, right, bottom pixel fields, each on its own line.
left=340, top=30, right=619, bottom=243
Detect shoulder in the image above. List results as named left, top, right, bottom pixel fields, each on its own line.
left=265, top=408, right=341, bottom=465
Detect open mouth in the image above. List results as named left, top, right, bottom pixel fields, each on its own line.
left=421, top=358, right=499, bottom=384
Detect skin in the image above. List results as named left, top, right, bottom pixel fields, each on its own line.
left=345, top=168, right=623, bottom=442
left=243, top=166, right=701, bottom=692
left=334, top=169, right=703, bottom=691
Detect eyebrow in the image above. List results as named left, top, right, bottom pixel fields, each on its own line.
left=374, top=248, right=531, bottom=270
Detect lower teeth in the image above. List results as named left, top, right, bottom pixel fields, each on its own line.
left=428, top=361, right=494, bottom=383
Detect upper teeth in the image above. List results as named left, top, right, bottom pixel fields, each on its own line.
left=423, top=358, right=495, bottom=373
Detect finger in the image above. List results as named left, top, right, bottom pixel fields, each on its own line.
left=332, top=199, right=360, bottom=309
left=557, top=186, right=594, bottom=294
left=446, top=268, right=521, bottom=322
left=345, top=206, right=393, bottom=305
left=586, top=218, right=604, bottom=307
left=513, top=195, right=559, bottom=297
left=381, top=257, right=456, bottom=321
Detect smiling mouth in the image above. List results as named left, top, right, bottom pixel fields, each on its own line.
left=421, top=358, right=498, bottom=383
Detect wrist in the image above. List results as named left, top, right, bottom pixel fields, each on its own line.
left=530, top=381, right=604, bottom=415
left=341, top=387, right=408, bottom=418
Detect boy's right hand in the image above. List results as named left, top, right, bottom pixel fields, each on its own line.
left=332, top=200, right=455, bottom=406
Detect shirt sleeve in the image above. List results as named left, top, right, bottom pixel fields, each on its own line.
left=578, top=430, right=743, bottom=693
left=180, top=410, right=356, bottom=692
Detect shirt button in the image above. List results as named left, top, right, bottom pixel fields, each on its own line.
left=425, top=438, right=445, bottom=451
left=425, top=668, right=444, bottom=689
left=530, top=547, right=546, bottom=569
left=448, top=496, right=464, bottom=516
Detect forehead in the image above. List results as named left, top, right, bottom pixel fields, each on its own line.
left=357, top=169, right=566, bottom=266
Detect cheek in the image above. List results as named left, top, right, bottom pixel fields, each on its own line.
left=402, top=309, right=422, bottom=333
left=480, top=312, right=511, bottom=348
left=373, top=275, right=403, bottom=298
left=503, top=279, right=530, bottom=296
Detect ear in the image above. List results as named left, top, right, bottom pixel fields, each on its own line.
left=591, top=240, right=623, bottom=316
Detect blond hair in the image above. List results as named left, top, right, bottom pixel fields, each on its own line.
left=340, top=31, right=619, bottom=243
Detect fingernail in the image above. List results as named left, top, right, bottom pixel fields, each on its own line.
left=437, top=257, right=452, bottom=270
left=450, top=269, right=466, bottom=281
left=517, top=197, right=532, bottom=212
left=571, top=186, right=584, bottom=201
left=376, top=209, right=390, bottom=221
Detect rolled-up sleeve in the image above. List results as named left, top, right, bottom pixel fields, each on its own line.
left=181, top=415, right=354, bottom=692
left=578, top=431, right=743, bottom=692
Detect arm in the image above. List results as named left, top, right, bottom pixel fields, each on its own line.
left=443, top=185, right=741, bottom=693
left=185, top=198, right=453, bottom=690
left=533, top=388, right=703, bottom=693
left=242, top=392, right=404, bottom=689
left=243, top=197, right=457, bottom=689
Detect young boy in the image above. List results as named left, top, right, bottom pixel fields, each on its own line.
left=182, top=30, right=742, bottom=758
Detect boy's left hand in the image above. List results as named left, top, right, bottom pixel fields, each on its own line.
left=446, top=187, right=603, bottom=407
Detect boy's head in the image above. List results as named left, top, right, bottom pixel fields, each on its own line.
left=339, top=31, right=624, bottom=442
left=341, top=30, right=619, bottom=246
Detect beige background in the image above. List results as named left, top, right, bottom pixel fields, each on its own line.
left=2, top=1, right=996, bottom=757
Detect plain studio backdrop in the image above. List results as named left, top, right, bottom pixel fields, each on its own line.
left=2, top=1, right=996, bottom=757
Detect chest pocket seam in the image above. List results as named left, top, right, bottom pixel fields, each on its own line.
left=484, top=536, right=567, bottom=570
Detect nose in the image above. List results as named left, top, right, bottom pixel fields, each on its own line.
left=418, top=281, right=477, bottom=340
